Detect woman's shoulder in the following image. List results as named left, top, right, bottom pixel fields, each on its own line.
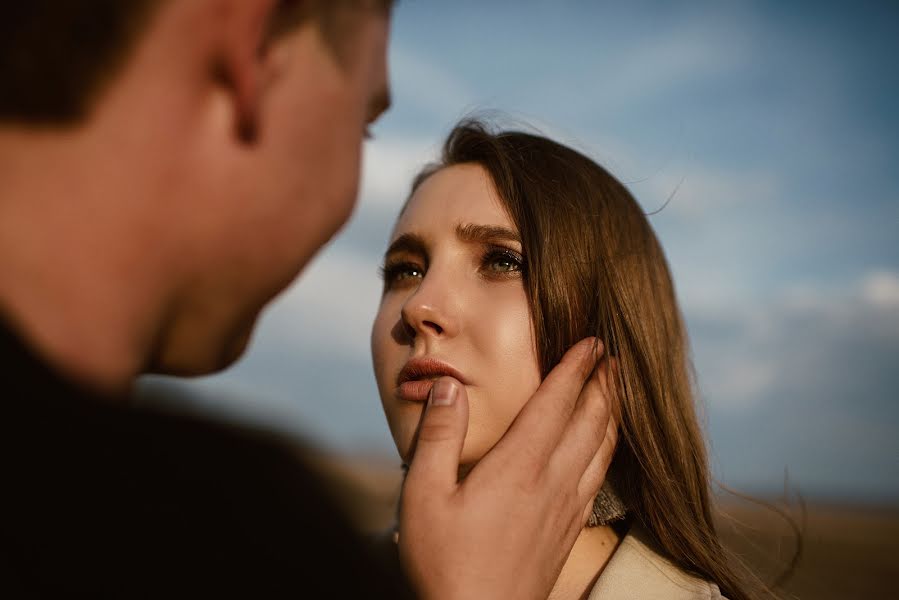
left=588, top=524, right=728, bottom=600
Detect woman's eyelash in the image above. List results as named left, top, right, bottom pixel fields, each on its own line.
left=379, top=260, right=424, bottom=285
left=481, top=246, right=525, bottom=274
left=379, top=246, right=524, bottom=288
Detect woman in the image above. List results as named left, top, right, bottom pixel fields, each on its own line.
left=371, top=120, right=764, bottom=599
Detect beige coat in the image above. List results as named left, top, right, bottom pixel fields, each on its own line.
left=588, top=526, right=728, bottom=599
left=373, top=524, right=728, bottom=599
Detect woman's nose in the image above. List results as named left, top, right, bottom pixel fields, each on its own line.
left=399, top=273, right=460, bottom=341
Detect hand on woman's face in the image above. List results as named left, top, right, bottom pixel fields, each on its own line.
left=371, top=164, right=542, bottom=467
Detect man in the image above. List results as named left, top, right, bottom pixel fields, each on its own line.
left=0, top=1, right=616, bottom=597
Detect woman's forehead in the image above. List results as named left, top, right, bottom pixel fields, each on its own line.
left=391, top=164, right=514, bottom=239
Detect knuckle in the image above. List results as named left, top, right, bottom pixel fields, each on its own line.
left=574, top=342, right=597, bottom=379
left=556, top=340, right=593, bottom=380
left=586, top=388, right=611, bottom=425
left=560, top=484, right=579, bottom=510
left=594, top=450, right=614, bottom=479
left=579, top=470, right=604, bottom=501
left=587, top=400, right=607, bottom=434
left=576, top=392, right=609, bottom=441
left=606, top=422, right=619, bottom=447
left=594, top=437, right=614, bottom=467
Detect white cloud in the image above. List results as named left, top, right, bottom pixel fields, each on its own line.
left=861, top=270, right=899, bottom=310
left=389, top=45, right=476, bottom=121
left=636, top=164, right=780, bottom=218
left=260, top=248, right=383, bottom=360
left=692, top=268, right=899, bottom=411
left=593, top=23, right=749, bottom=110
left=699, top=356, right=777, bottom=410
left=360, top=137, right=440, bottom=208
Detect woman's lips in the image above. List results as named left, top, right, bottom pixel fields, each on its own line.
left=396, top=357, right=467, bottom=402
left=397, top=379, right=438, bottom=402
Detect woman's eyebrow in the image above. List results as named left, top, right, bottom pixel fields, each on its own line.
left=456, top=223, right=521, bottom=245
left=384, top=232, right=427, bottom=258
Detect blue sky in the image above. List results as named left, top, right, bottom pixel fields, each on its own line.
left=144, top=1, right=899, bottom=502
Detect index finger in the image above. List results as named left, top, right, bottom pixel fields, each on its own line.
left=491, top=337, right=602, bottom=469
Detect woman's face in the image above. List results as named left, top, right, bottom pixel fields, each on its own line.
left=371, top=164, right=542, bottom=466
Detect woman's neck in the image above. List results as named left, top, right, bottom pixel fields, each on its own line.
left=450, top=465, right=624, bottom=599
left=548, top=524, right=622, bottom=600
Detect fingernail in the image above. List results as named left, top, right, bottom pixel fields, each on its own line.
left=430, top=379, right=456, bottom=406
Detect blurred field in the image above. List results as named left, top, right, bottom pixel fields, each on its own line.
left=716, top=498, right=899, bottom=599
left=308, top=452, right=899, bottom=600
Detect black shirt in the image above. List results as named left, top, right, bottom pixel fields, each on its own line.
left=0, top=322, right=411, bottom=598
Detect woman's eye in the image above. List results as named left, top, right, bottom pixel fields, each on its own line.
left=380, top=262, right=424, bottom=288
left=396, top=266, right=423, bottom=279
left=483, top=248, right=523, bottom=274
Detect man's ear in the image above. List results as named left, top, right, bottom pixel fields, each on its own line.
left=214, top=0, right=279, bottom=143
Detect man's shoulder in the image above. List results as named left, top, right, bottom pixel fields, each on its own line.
left=0, top=323, right=411, bottom=598
left=0, top=320, right=308, bottom=498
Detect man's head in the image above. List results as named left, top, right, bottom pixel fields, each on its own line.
left=0, top=0, right=392, bottom=382
left=1, top=1, right=393, bottom=125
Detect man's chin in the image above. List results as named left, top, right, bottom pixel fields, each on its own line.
left=147, top=325, right=254, bottom=377
left=216, top=327, right=253, bottom=369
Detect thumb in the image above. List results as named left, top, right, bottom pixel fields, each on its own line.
left=404, top=377, right=469, bottom=499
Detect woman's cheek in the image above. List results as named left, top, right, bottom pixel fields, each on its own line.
left=458, top=389, right=494, bottom=464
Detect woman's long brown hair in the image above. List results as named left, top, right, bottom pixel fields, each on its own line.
left=409, top=119, right=774, bottom=600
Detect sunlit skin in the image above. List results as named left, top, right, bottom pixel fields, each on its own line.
left=155, top=14, right=392, bottom=374
left=371, top=164, right=543, bottom=467
left=0, top=3, right=623, bottom=598
left=371, top=163, right=622, bottom=599
left=0, top=5, right=391, bottom=388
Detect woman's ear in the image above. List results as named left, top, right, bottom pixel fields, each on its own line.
left=213, top=0, right=278, bottom=142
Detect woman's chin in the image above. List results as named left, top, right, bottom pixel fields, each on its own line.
left=395, top=437, right=487, bottom=475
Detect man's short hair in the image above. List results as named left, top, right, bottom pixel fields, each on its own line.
left=0, top=0, right=393, bottom=126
